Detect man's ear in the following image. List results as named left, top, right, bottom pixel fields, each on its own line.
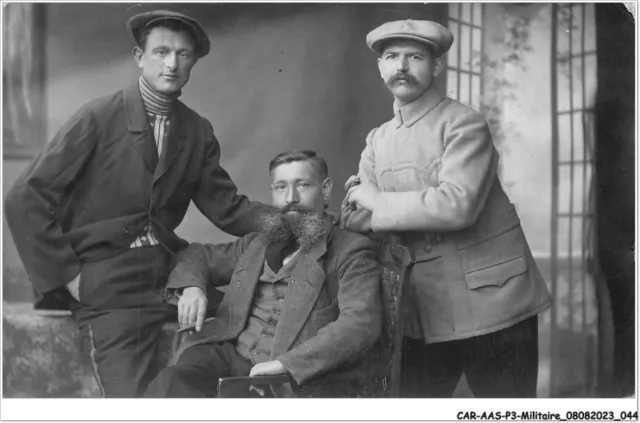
left=377, top=57, right=385, bottom=79
left=322, top=177, right=334, bottom=205
left=133, top=46, right=144, bottom=68
left=433, top=56, right=445, bottom=77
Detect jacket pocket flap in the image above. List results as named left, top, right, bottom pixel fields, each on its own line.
left=465, top=255, right=527, bottom=290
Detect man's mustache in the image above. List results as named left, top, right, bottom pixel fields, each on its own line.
left=279, top=204, right=310, bottom=214
left=388, top=73, right=417, bottom=85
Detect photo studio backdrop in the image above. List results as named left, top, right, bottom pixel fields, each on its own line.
left=3, top=3, right=635, bottom=398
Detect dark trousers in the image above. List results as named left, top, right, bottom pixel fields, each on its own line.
left=145, top=342, right=253, bottom=397
left=70, top=246, right=177, bottom=398
left=401, top=316, right=539, bottom=398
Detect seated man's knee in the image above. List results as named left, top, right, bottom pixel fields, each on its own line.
left=147, top=343, right=229, bottom=398
left=145, top=364, right=208, bottom=398
left=145, top=365, right=181, bottom=397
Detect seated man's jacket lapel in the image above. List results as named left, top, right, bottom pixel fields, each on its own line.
left=166, top=224, right=383, bottom=385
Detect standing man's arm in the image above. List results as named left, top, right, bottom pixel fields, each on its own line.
left=348, top=111, right=497, bottom=232
left=341, top=128, right=379, bottom=233
left=4, top=107, right=97, bottom=301
left=191, top=121, right=272, bottom=236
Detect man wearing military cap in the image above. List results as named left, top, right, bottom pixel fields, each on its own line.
left=5, top=9, right=272, bottom=397
left=342, top=19, right=551, bottom=397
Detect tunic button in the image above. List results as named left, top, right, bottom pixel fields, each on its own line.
left=423, top=245, right=432, bottom=253
left=122, top=228, right=129, bottom=234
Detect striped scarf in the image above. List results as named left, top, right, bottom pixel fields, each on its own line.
left=138, top=76, right=179, bottom=116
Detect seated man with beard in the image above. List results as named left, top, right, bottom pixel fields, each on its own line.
left=145, top=150, right=383, bottom=397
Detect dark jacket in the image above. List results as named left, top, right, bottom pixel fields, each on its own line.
left=4, top=83, right=268, bottom=305
left=166, top=225, right=383, bottom=385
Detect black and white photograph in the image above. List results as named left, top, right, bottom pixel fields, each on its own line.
left=1, top=1, right=636, bottom=420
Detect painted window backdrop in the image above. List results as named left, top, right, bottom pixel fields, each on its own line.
left=3, top=3, right=45, bottom=159
left=446, top=3, right=483, bottom=111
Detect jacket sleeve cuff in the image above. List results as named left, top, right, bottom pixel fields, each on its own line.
left=274, top=354, right=305, bottom=385
left=164, top=288, right=180, bottom=306
left=164, top=275, right=207, bottom=305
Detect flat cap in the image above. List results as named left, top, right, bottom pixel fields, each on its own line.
left=366, top=19, right=454, bottom=57
left=127, top=10, right=210, bottom=58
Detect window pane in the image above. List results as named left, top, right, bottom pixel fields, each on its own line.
left=472, top=28, right=482, bottom=73
left=556, top=216, right=570, bottom=257
left=571, top=3, right=583, bottom=55
left=569, top=216, right=583, bottom=257
left=447, top=70, right=459, bottom=99
left=460, top=24, right=471, bottom=71
left=461, top=3, right=471, bottom=23
left=557, top=6, right=570, bottom=58
left=572, top=164, right=585, bottom=214
left=449, top=3, right=460, bottom=21
left=583, top=111, right=596, bottom=161
left=558, top=165, right=571, bottom=214
left=556, top=215, right=575, bottom=260
left=558, top=113, right=571, bottom=162
left=571, top=57, right=584, bottom=109
left=572, top=217, right=583, bottom=256
left=460, top=72, right=470, bottom=106
left=584, top=3, right=596, bottom=52
left=472, top=75, right=481, bottom=111
left=557, top=62, right=571, bottom=113
left=557, top=112, right=585, bottom=164
left=572, top=111, right=585, bottom=161
left=473, top=3, right=483, bottom=26
left=448, top=21, right=459, bottom=68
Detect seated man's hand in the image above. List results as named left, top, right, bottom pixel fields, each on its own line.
left=249, top=360, right=287, bottom=377
left=177, top=286, right=208, bottom=332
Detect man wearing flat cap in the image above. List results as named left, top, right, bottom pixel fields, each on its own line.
left=342, top=19, right=551, bottom=397
left=5, top=10, right=272, bottom=397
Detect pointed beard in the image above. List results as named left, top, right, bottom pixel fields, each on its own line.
left=259, top=209, right=327, bottom=249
